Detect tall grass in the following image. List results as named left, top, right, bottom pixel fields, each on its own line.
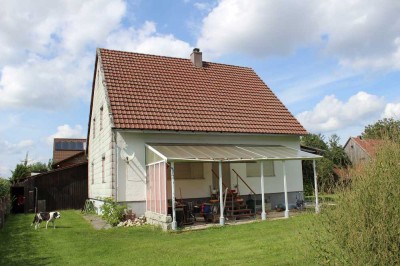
left=310, top=141, right=400, bottom=265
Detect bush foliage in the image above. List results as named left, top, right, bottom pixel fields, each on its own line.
left=100, top=198, right=126, bottom=226
left=0, top=178, right=11, bottom=198
left=311, top=141, right=400, bottom=265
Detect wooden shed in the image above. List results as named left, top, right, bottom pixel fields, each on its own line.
left=11, top=162, right=88, bottom=213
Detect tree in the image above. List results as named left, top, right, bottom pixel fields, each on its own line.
left=301, top=133, right=328, bottom=151
left=326, top=134, right=351, bottom=168
left=29, top=162, right=50, bottom=173
left=10, top=153, right=50, bottom=183
left=0, top=178, right=11, bottom=198
left=362, top=118, right=400, bottom=141
left=301, top=134, right=351, bottom=194
left=10, top=164, right=30, bottom=183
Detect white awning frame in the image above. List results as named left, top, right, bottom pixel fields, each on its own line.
left=145, top=143, right=322, bottom=230
left=145, top=144, right=322, bottom=163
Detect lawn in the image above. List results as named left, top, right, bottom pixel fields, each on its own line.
left=0, top=210, right=316, bottom=265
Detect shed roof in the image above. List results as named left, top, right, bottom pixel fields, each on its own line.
left=97, top=48, right=307, bottom=135
left=147, top=144, right=322, bottom=163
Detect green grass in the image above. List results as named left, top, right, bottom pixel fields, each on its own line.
left=0, top=210, right=316, bottom=265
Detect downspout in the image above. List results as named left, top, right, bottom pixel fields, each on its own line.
left=115, top=134, right=119, bottom=202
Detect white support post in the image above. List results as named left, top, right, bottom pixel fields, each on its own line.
left=283, top=160, right=289, bottom=218
left=171, top=162, right=177, bottom=230
left=260, top=161, right=266, bottom=220
left=158, top=162, right=161, bottom=213
left=219, top=161, right=225, bottom=226
left=313, top=160, right=320, bottom=213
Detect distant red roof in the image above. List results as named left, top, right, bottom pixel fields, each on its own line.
left=97, top=48, right=307, bottom=135
left=352, top=137, right=382, bottom=157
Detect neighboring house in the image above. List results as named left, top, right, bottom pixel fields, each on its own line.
left=344, top=136, right=382, bottom=167
left=87, top=48, right=320, bottom=229
left=53, top=138, right=86, bottom=164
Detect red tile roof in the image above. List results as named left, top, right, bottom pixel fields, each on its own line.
left=98, top=48, right=307, bottom=135
left=352, top=137, right=382, bottom=157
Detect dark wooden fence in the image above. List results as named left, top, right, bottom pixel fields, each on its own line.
left=15, top=162, right=88, bottom=212
left=0, top=196, right=10, bottom=229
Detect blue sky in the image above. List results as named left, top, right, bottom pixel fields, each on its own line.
left=1, top=0, right=399, bottom=177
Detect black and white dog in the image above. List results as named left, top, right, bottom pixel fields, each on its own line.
left=31, top=212, right=61, bottom=230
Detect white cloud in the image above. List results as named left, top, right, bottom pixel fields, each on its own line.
left=106, top=21, right=192, bottom=58
left=382, top=103, right=400, bottom=119
left=197, top=0, right=400, bottom=70
left=0, top=139, right=34, bottom=155
left=296, top=92, right=385, bottom=133
left=0, top=0, right=126, bottom=64
left=0, top=1, right=193, bottom=110
left=60, top=0, right=126, bottom=54
left=197, top=0, right=319, bottom=57
left=0, top=54, right=92, bottom=109
left=193, top=2, right=215, bottom=12
left=46, top=124, right=84, bottom=145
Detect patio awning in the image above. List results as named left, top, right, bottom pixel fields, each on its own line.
left=146, top=144, right=322, bottom=163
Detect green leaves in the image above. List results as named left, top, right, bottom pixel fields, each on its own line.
left=100, top=197, right=126, bottom=226
left=312, top=141, right=400, bottom=265
left=362, top=118, right=400, bottom=141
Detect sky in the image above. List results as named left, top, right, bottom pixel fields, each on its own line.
left=1, top=0, right=400, bottom=178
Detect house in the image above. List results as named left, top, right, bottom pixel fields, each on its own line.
left=87, top=48, right=321, bottom=230
left=344, top=136, right=382, bottom=167
left=53, top=138, right=86, bottom=165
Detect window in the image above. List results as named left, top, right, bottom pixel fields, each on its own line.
left=91, top=161, right=94, bottom=184
left=246, top=161, right=275, bottom=177
left=54, top=141, right=84, bottom=151
left=167, top=163, right=204, bottom=179
left=102, top=155, right=105, bottom=183
left=93, top=117, right=96, bottom=138
left=100, top=106, right=103, bottom=131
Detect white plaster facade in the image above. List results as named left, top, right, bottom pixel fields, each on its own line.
left=93, top=130, right=304, bottom=215
left=88, top=64, right=115, bottom=201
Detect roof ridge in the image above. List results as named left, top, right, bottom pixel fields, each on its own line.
left=98, top=47, right=253, bottom=70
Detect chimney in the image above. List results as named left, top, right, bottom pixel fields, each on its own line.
left=190, top=48, right=202, bottom=67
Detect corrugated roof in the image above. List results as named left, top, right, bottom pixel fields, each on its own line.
left=98, top=48, right=308, bottom=135
left=147, top=144, right=321, bottom=163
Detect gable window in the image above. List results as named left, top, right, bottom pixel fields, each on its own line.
left=102, top=155, right=105, bottom=183
left=93, top=117, right=96, bottom=138
left=167, top=163, right=204, bottom=179
left=246, top=161, right=275, bottom=177
left=100, top=106, right=104, bottom=131
left=91, top=161, right=94, bottom=184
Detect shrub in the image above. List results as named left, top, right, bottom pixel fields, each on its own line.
left=0, top=178, right=11, bottom=198
left=311, top=141, right=400, bottom=265
left=100, top=198, right=126, bottom=226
